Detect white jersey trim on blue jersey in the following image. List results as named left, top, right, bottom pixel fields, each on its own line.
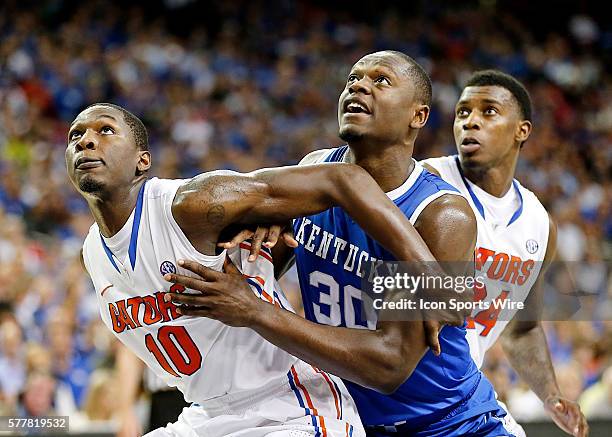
left=408, top=190, right=464, bottom=224
left=386, top=160, right=423, bottom=201
left=324, top=147, right=425, bottom=202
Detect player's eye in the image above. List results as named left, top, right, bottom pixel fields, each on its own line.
left=69, top=130, right=82, bottom=141
left=456, top=108, right=469, bottom=117
left=347, top=74, right=359, bottom=83
left=100, top=126, right=115, bottom=134
left=375, top=76, right=391, bottom=85
left=485, top=107, right=498, bottom=115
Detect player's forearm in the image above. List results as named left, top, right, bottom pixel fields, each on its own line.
left=501, top=323, right=560, bottom=401
left=252, top=164, right=439, bottom=265
left=251, top=303, right=425, bottom=394
left=116, top=344, right=145, bottom=409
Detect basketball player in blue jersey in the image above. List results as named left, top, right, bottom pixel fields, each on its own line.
left=422, top=71, right=588, bottom=437
left=67, top=102, right=466, bottom=437
left=167, top=51, right=518, bottom=436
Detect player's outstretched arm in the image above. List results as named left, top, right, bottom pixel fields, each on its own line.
left=500, top=217, right=588, bottom=437
left=172, top=163, right=448, bottom=269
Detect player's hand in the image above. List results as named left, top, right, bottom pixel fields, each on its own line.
left=163, top=258, right=265, bottom=327
left=544, top=395, right=589, bottom=437
left=217, top=224, right=298, bottom=262
left=116, top=409, right=142, bottom=437
left=423, top=320, right=442, bottom=356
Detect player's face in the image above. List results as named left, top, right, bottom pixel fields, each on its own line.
left=454, top=86, right=531, bottom=170
left=65, top=106, right=144, bottom=196
left=338, top=53, right=424, bottom=144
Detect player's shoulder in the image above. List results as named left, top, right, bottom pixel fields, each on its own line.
left=144, top=177, right=187, bottom=199
left=83, top=222, right=99, bottom=247
left=420, top=155, right=455, bottom=173
left=298, top=148, right=336, bottom=166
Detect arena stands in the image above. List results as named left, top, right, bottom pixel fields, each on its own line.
left=0, top=0, right=610, bottom=433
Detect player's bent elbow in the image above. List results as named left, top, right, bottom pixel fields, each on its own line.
left=332, top=164, right=371, bottom=197
left=364, top=354, right=416, bottom=394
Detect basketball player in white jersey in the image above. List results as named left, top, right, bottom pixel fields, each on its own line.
left=67, top=102, right=447, bottom=437
left=421, top=70, right=588, bottom=437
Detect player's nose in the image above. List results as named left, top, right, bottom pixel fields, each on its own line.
left=348, top=77, right=372, bottom=95
left=75, top=129, right=97, bottom=152
left=462, top=112, right=481, bottom=130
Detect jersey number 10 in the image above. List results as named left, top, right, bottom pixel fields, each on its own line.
left=145, top=325, right=203, bottom=377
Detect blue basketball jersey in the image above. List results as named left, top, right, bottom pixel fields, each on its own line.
left=293, top=146, right=501, bottom=430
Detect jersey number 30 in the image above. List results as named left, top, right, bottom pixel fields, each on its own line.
left=145, top=325, right=202, bottom=377
left=310, top=271, right=376, bottom=329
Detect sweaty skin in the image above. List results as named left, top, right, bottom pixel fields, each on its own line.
left=66, top=102, right=465, bottom=394
left=166, top=51, right=477, bottom=393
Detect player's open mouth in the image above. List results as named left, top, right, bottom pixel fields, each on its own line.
left=343, top=98, right=371, bottom=115
left=75, top=157, right=104, bottom=169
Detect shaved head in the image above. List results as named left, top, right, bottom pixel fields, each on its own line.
left=357, top=50, right=432, bottom=106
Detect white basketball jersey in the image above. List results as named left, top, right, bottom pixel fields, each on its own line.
left=422, top=156, right=550, bottom=368
left=82, top=177, right=297, bottom=404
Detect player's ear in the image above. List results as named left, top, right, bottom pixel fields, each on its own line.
left=137, top=150, right=151, bottom=175
left=515, top=119, right=532, bottom=144
left=410, top=104, right=430, bottom=129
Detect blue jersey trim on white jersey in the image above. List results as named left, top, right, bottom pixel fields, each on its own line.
left=100, top=234, right=121, bottom=273
left=128, top=180, right=146, bottom=269
left=99, top=179, right=146, bottom=272
left=454, top=156, right=523, bottom=226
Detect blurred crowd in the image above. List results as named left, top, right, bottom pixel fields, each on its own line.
left=0, top=0, right=610, bottom=430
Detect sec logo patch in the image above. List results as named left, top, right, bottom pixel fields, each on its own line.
left=526, top=239, right=539, bottom=254
left=160, top=261, right=177, bottom=275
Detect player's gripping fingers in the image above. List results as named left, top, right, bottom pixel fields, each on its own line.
left=176, top=259, right=222, bottom=281
left=248, top=226, right=268, bottom=261
left=165, top=292, right=213, bottom=307
left=566, top=402, right=588, bottom=437
left=578, top=412, right=589, bottom=437
left=547, top=397, right=588, bottom=437
left=264, top=225, right=282, bottom=248
left=281, top=230, right=299, bottom=248
left=217, top=229, right=254, bottom=249
left=175, top=306, right=214, bottom=317
left=423, top=320, right=441, bottom=356
left=164, top=272, right=217, bottom=294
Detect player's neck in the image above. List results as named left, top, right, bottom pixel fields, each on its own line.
left=461, top=157, right=517, bottom=198
left=87, top=179, right=146, bottom=237
left=345, top=143, right=415, bottom=193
